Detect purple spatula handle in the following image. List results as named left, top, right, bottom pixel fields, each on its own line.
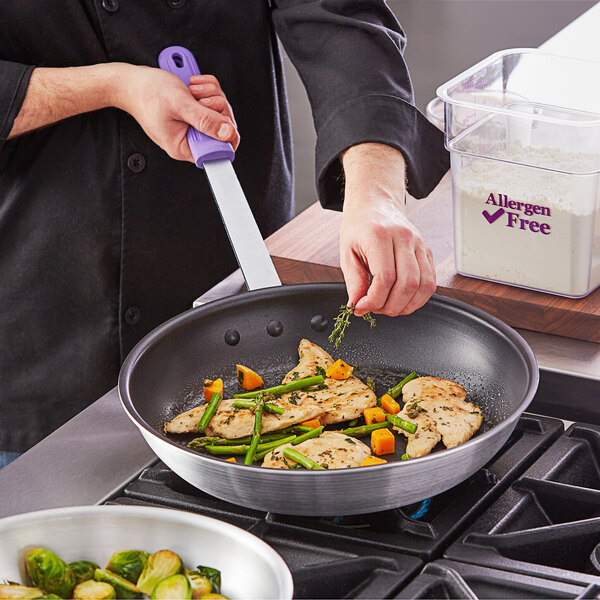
left=158, top=46, right=235, bottom=168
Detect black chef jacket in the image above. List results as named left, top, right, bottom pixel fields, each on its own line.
left=0, top=1, right=449, bottom=452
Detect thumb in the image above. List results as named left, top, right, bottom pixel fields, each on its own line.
left=341, top=251, right=370, bottom=314
left=180, top=99, right=236, bottom=144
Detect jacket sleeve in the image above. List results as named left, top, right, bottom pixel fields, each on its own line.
left=0, top=60, right=35, bottom=147
left=271, top=0, right=449, bottom=210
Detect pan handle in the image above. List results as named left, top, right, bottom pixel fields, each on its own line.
left=158, top=46, right=235, bottom=167
left=158, top=46, right=281, bottom=293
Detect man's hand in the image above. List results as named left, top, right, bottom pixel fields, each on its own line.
left=9, top=63, right=239, bottom=162
left=113, top=65, right=239, bottom=161
left=340, top=143, right=436, bottom=317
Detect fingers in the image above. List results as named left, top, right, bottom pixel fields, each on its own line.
left=394, top=246, right=436, bottom=315
left=352, top=232, right=396, bottom=316
left=352, top=235, right=436, bottom=317
left=188, top=74, right=237, bottom=126
left=180, top=99, right=240, bottom=151
left=340, top=247, right=371, bottom=309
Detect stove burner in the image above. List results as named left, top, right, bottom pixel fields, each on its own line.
left=409, top=498, right=432, bottom=520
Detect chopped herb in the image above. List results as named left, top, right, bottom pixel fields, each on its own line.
left=289, top=399, right=298, bottom=406
left=291, top=371, right=300, bottom=381
left=366, top=377, right=375, bottom=392
left=315, top=366, right=326, bottom=377
left=308, top=383, right=328, bottom=391
left=344, top=438, right=356, bottom=445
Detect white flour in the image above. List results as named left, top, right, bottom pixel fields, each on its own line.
left=452, top=142, right=600, bottom=296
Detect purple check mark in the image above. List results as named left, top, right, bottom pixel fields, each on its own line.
left=482, top=207, right=505, bottom=224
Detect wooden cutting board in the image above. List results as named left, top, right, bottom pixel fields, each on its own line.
left=266, top=173, right=600, bottom=344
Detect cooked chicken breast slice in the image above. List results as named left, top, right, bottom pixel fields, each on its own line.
left=165, top=339, right=376, bottom=437
left=262, top=431, right=371, bottom=469
left=164, top=399, right=323, bottom=438
left=393, top=376, right=483, bottom=458
left=281, top=339, right=376, bottom=424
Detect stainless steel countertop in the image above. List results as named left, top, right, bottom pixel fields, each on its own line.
left=1, top=4, right=600, bottom=520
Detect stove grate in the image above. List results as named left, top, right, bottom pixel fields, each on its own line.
left=446, top=423, right=600, bottom=588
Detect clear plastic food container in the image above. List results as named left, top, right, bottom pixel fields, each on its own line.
left=437, top=48, right=600, bottom=297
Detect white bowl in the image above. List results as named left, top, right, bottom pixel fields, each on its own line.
left=0, top=505, right=293, bottom=599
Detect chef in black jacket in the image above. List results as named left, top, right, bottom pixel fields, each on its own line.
left=0, top=1, right=449, bottom=462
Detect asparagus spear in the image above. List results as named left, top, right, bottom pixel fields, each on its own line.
left=386, top=413, right=418, bottom=434
left=377, top=372, right=418, bottom=405
left=233, top=376, right=324, bottom=399
left=291, top=425, right=324, bottom=445
left=232, top=400, right=285, bottom=415
left=283, top=448, right=326, bottom=470
left=341, top=421, right=392, bottom=437
left=205, top=435, right=297, bottom=455
left=253, top=436, right=300, bottom=461
left=196, top=392, right=222, bottom=432
left=244, top=393, right=266, bottom=465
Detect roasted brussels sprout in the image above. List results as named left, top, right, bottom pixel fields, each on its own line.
left=199, top=594, right=228, bottom=600
left=150, top=574, right=191, bottom=600
left=196, top=567, right=221, bottom=594
left=136, top=550, right=182, bottom=596
left=0, top=584, right=44, bottom=599
left=184, top=568, right=211, bottom=599
left=73, top=580, right=116, bottom=600
left=69, top=561, right=100, bottom=585
left=26, top=549, right=76, bottom=599
left=93, top=569, right=141, bottom=599
left=105, top=551, right=149, bottom=584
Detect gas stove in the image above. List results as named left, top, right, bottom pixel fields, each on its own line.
left=105, top=414, right=600, bottom=598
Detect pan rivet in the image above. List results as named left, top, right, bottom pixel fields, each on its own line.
left=224, top=329, right=240, bottom=346
left=266, top=319, right=284, bottom=337
left=310, top=315, right=329, bottom=332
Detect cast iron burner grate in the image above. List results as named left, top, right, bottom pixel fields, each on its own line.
left=446, top=423, right=600, bottom=589
left=107, top=414, right=566, bottom=598
left=395, top=561, right=600, bottom=599
left=266, top=415, right=563, bottom=560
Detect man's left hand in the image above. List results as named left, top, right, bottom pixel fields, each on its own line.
left=340, top=143, right=436, bottom=317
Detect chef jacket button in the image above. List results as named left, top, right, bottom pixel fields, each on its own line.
left=127, top=153, right=146, bottom=173
left=125, top=306, right=141, bottom=325
left=101, top=0, right=119, bottom=13
left=166, top=0, right=186, bottom=7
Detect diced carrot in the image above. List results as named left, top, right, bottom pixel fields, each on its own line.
left=300, top=418, right=321, bottom=429
left=236, top=364, right=264, bottom=391
left=361, top=455, right=387, bottom=467
left=363, top=407, right=386, bottom=426
left=325, top=359, right=354, bottom=380
left=381, top=393, right=401, bottom=414
left=203, top=378, right=223, bottom=402
left=371, top=428, right=395, bottom=456
left=224, top=457, right=237, bottom=463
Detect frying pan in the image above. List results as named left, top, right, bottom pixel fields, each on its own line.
left=119, top=284, right=538, bottom=516
left=119, top=47, right=538, bottom=516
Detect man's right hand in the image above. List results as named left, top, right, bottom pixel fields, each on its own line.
left=113, top=64, right=239, bottom=161
left=9, top=63, right=239, bottom=161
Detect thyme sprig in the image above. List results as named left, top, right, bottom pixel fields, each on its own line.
left=328, top=305, right=376, bottom=349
